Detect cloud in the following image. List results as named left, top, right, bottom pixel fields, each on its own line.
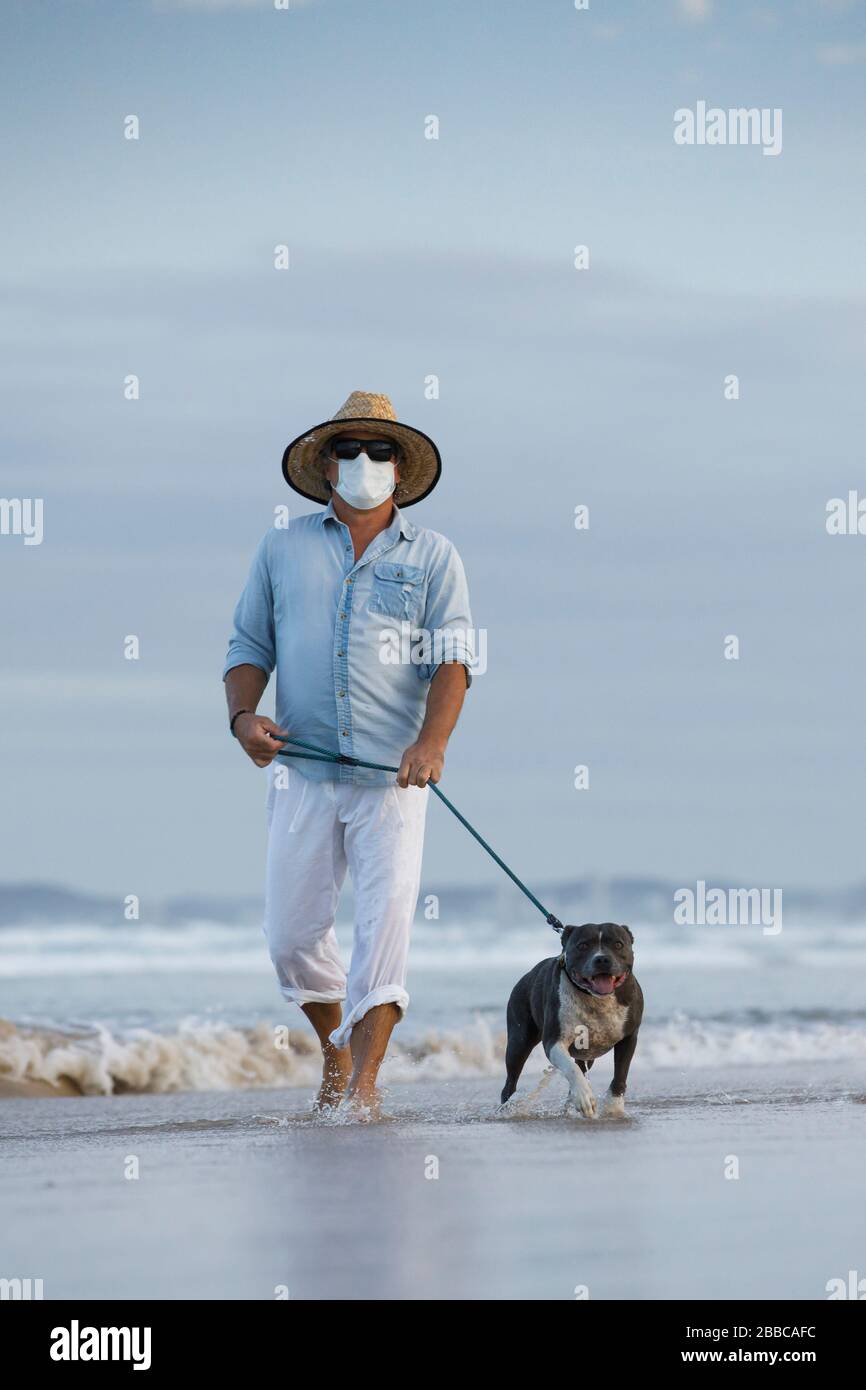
left=591, top=23, right=625, bottom=42
left=0, top=675, right=205, bottom=704
left=676, top=0, right=713, bottom=21
left=153, top=0, right=267, bottom=9
left=817, top=41, right=866, bottom=65
left=152, top=0, right=316, bottom=10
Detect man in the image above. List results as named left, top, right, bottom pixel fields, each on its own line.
left=223, top=391, right=473, bottom=1118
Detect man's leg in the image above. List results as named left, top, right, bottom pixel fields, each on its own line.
left=264, top=766, right=351, bottom=1109
left=301, top=1002, right=353, bottom=1109
left=333, top=780, right=429, bottom=1112
left=345, top=1002, right=401, bottom=1110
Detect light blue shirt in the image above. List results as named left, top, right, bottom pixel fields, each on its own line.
left=223, top=502, right=473, bottom=785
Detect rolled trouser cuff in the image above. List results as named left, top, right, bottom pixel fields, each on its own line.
left=328, top=986, right=409, bottom=1051
left=280, top=987, right=347, bottom=1006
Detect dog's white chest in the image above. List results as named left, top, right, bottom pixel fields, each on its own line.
left=558, top=974, right=628, bottom=1059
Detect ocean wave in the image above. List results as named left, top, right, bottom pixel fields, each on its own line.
left=3, top=920, right=866, bottom=980
left=0, top=1018, right=322, bottom=1096
left=2, top=1011, right=866, bottom=1098
left=635, top=1012, right=866, bottom=1068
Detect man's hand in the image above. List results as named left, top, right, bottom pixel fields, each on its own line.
left=234, top=713, right=288, bottom=767
left=396, top=738, right=446, bottom=789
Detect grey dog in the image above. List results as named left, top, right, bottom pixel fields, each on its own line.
left=501, top=923, right=643, bottom=1118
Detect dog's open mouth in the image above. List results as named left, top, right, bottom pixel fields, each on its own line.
left=581, top=972, right=629, bottom=996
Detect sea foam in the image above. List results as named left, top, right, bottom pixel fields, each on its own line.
left=2, top=1011, right=866, bottom=1097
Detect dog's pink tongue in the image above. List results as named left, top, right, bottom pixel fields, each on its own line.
left=592, top=975, right=617, bottom=995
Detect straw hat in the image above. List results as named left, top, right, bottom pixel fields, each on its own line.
left=281, top=390, right=441, bottom=508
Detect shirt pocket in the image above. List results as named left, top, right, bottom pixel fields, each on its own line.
left=367, top=561, right=426, bottom=623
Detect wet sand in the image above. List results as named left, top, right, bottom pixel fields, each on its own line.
left=1, top=1060, right=864, bottom=1300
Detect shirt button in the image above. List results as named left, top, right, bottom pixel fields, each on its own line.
left=341, top=729, right=348, bottom=736
left=337, top=691, right=344, bottom=697
left=337, top=650, right=344, bottom=657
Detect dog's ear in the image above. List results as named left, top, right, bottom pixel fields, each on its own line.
left=620, top=924, right=634, bottom=943
left=560, top=925, right=574, bottom=947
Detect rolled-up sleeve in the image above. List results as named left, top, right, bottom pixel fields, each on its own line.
left=222, top=533, right=276, bottom=680
left=418, top=539, right=474, bottom=686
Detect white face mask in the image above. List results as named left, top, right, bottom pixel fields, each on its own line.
left=334, top=452, right=396, bottom=511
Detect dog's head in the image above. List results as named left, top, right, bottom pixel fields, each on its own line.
left=561, top=923, right=634, bottom=997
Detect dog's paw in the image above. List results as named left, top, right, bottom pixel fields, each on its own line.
left=576, top=1087, right=597, bottom=1119
left=602, top=1091, right=626, bottom=1118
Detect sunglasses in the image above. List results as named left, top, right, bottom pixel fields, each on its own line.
left=329, top=438, right=399, bottom=463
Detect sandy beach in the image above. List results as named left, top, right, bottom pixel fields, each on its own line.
left=2, top=919, right=865, bottom=1299
left=1, top=1059, right=863, bottom=1301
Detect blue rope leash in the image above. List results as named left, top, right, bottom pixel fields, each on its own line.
left=272, top=733, right=564, bottom=934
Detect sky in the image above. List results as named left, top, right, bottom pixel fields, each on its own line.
left=1, top=0, right=865, bottom=901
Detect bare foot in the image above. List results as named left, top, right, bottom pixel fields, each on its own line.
left=339, top=1086, right=383, bottom=1123
left=313, top=1048, right=352, bottom=1112
left=340, top=1001, right=400, bottom=1120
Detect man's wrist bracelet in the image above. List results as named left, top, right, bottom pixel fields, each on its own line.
left=229, top=709, right=252, bottom=737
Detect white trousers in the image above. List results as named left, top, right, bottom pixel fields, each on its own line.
left=263, top=764, right=429, bottom=1050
